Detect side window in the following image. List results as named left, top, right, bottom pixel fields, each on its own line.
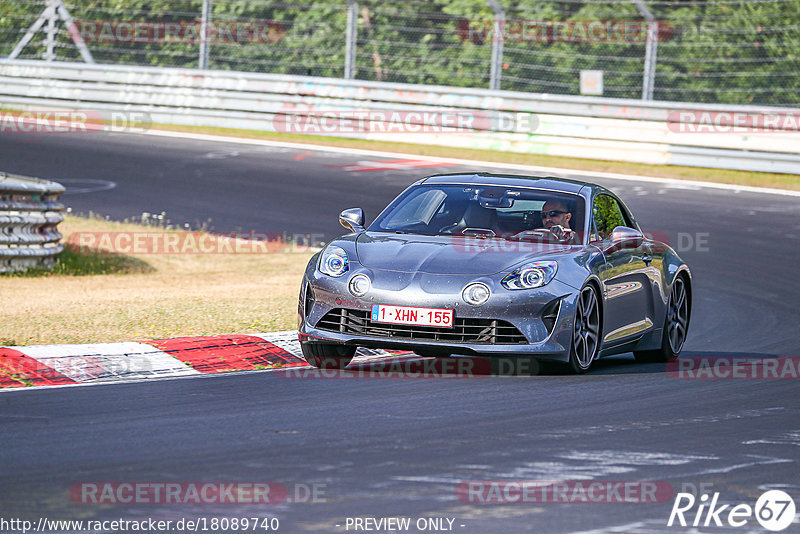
left=592, top=194, right=627, bottom=240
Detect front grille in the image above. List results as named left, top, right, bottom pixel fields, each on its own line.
left=315, top=308, right=528, bottom=345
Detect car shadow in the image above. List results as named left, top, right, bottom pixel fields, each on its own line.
left=341, top=351, right=783, bottom=378
left=549, top=351, right=784, bottom=377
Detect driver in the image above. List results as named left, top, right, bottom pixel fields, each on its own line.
left=541, top=200, right=572, bottom=229
left=541, top=199, right=573, bottom=241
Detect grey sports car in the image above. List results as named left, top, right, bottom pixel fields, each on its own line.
left=297, top=173, right=691, bottom=374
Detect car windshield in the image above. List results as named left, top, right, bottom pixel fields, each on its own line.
left=369, top=184, right=585, bottom=242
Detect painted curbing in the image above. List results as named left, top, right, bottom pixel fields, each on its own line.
left=0, top=331, right=400, bottom=389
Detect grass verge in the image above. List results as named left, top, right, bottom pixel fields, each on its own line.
left=153, top=123, right=800, bottom=191
left=0, top=215, right=315, bottom=346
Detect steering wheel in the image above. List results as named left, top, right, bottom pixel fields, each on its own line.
left=513, top=226, right=573, bottom=243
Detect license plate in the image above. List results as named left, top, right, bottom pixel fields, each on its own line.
left=371, top=304, right=454, bottom=328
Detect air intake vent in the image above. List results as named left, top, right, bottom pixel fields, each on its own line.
left=315, top=308, right=527, bottom=345
left=304, top=282, right=315, bottom=317
left=541, top=298, right=562, bottom=335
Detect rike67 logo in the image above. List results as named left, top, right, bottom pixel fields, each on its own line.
left=668, top=490, right=796, bottom=531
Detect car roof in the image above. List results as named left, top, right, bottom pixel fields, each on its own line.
left=420, top=172, right=595, bottom=194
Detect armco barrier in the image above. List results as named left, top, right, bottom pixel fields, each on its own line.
left=0, top=172, right=65, bottom=273
left=0, top=59, right=799, bottom=174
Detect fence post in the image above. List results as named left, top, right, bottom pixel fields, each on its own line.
left=344, top=0, right=358, bottom=79
left=485, top=0, right=505, bottom=91
left=9, top=0, right=94, bottom=63
left=199, top=0, right=211, bottom=69
left=632, top=0, right=657, bottom=100
left=44, top=0, right=56, bottom=61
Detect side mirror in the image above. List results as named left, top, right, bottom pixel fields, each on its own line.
left=605, top=226, right=643, bottom=253
left=339, top=207, right=365, bottom=233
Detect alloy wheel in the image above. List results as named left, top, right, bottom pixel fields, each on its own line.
left=667, top=277, right=689, bottom=353
left=573, top=285, right=600, bottom=369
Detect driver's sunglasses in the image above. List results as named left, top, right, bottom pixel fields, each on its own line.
left=542, top=210, right=568, bottom=218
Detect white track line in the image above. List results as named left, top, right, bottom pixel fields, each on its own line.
left=142, top=128, right=800, bottom=198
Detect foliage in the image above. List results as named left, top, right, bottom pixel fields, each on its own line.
left=0, top=0, right=797, bottom=104
left=592, top=194, right=626, bottom=238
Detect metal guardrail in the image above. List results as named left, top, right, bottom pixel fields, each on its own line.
left=0, top=172, right=65, bottom=273
left=1, top=59, right=799, bottom=174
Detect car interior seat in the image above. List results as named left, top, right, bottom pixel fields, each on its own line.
left=455, top=203, right=499, bottom=234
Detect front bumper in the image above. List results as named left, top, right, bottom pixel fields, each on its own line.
left=298, top=261, right=580, bottom=362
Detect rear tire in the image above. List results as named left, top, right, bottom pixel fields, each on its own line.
left=634, top=275, right=690, bottom=363
left=301, top=343, right=356, bottom=369
left=567, top=283, right=601, bottom=374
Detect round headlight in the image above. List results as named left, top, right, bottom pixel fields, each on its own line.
left=519, top=267, right=544, bottom=288
left=349, top=274, right=371, bottom=297
left=501, top=261, right=558, bottom=290
left=319, top=245, right=349, bottom=277
left=463, top=282, right=490, bottom=306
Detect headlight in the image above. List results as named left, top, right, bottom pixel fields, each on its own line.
left=501, top=261, right=558, bottom=290
left=463, top=282, right=491, bottom=306
left=319, top=246, right=349, bottom=277
left=349, top=274, right=371, bottom=297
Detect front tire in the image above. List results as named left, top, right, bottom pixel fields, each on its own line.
left=301, top=343, right=356, bottom=369
left=634, top=275, right=689, bottom=363
left=568, top=284, right=601, bottom=374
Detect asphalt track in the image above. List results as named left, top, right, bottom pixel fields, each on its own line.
left=1, top=131, right=799, bottom=533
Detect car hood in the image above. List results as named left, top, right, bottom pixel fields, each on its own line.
left=355, top=232, right=573, bottom=275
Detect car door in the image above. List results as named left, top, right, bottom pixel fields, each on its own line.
left=591, top=193, right=655, bottom=347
